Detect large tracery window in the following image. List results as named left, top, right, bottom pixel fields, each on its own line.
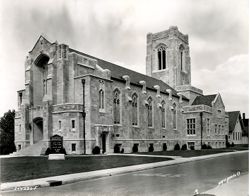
left=179, top=45, right=185, bottom=71
left=132, top=93, right=138, bottom=126
left=147, top=97, right=153, bottom=127
left=161, top=101, right=166, bottom=128
left=157, top=46, right=166, bottom=70
left=172, top=103, right=177, bottom=129
left=113, top=89, right=120, bottom=124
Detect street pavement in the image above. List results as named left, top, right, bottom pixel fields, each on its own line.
left=1, top=151, right=248, bottom=196
left=202, top=173, right=248, bottom=196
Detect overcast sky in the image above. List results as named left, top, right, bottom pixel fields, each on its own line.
left=0, top=0, right=249, bottom=117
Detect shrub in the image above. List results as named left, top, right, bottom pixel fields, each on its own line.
left=226, top=141, right=231, bottom=148
left=207, top=145, right=212, bottom=149
left=114, top=144, right=121, bottom=153
left=190, top=145, right=195, bottom=150
left=59, top=148, right=67, bottom=155
left=181, top=144, right=187, bottom=150
left=45, top=148, right=51, bottom=155
left=231, top=142, right=235, bottom=147
left=148, top=144, right=154, bottom=152
left=92, top=146, right=100, bottom=154
left=121, top=148, right=124, bottom=153
left=201, top=144, right=208, bottom=149
left=174, top=143, right=180, bottom=150
left=163, top=143, right=167, bottom=151
left=132, top=144, right=138, bottom=153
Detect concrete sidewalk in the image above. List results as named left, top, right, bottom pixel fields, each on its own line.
left=198, top=173, right=249, bottom=196
left=107, top=152, right=182, bottom=159
left=0, top=150, right=248, bottom=192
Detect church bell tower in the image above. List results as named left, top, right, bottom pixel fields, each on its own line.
left=146, top=26, right=191, bottom=89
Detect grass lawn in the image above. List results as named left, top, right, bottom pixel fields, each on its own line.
left=0, top=155, right=171, bottom=183
left=136, top=145, right=249, bottom=157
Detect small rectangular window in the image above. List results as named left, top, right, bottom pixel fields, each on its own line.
left=215, top=124, right=217, bottom=134
left=71, top=143, right=76, bottom=152
left=99, top=89, right=105, bottom=110
left=72, top=120, right=75, bottom=129
left=59, top=121, right=61, bottom=130
left=19, top=124, right=21, bottom=132
left=19, top=93, right=22, bottom=106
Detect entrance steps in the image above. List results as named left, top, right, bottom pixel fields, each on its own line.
left=11, top=141, right=47, bottom=156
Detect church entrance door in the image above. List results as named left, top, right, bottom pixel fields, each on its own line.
left=101, top=133, right=106, bottom=153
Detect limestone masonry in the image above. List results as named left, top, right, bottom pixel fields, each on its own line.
left=15, top=26, right=244, bottom=155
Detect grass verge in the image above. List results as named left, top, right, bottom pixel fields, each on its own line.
left=0, top=155, right=171, bottom=183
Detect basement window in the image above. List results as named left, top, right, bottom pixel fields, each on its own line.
left=71, top=143, right=76, bottom=152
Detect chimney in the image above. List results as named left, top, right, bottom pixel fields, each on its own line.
left=243, top=113, right=245, bottom=120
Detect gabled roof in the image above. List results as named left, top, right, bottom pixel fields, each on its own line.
left=69, top=48, right=188, bottom=100
left=29, top=35, right=52, bottom=53
left=241, top=118, right=249, bottom=136
left=228, top=111, right=242, bottom=133
left=192, top=94, right=217, bottom=107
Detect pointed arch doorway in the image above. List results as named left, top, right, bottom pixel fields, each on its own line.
left=33, top=117, right=43, bottom=143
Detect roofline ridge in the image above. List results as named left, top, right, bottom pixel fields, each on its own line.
left=69, top=47, right=177, bottom=93
left=228, top=110, right=241, bottom=113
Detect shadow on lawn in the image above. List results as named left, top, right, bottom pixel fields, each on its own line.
left=0, top=155, right=172, bottom=183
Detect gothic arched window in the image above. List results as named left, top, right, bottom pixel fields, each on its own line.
left=172, top=103, right=177, bottom=129
left=113, top=89, right=120, bottom=124
left=132, top=93, right=138, bottom=126
left=35, top=54, right=49, bottom=96
left=161, top=100, right=166, bottom=128
left=157, top=46, right=166, bottom=70
left=147, top=97, right=153, bottom=127
left=99, top=89, right=104, bottom=109
left=179, top=45, right=185, bottom=71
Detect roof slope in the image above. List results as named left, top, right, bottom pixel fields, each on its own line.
left=192, top=94, right=217, bottom=107
left=228, top=111, right=241, bottom=133
left=69, top=48, right=188, bottom=100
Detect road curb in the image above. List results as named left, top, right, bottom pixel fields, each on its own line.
left=0, top=150, right=248, bottom=192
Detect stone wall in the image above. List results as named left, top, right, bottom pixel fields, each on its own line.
left=87, top=77, right=189, bottom=153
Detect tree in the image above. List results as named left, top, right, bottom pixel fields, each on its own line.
left=0, top=110, right=16, bottom=154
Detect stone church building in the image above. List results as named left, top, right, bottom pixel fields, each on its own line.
left=14, top=26, right=229, bottom=154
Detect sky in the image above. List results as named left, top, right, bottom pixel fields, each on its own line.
left=0, top=0, right=249, bottom=117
